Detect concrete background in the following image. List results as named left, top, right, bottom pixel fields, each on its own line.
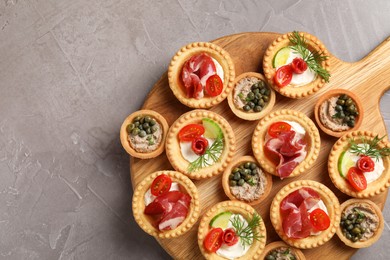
left=0, top=0, right=389, bottom=259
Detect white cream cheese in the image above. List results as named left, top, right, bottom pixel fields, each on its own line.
left=144, top=182, right=180, bottom=206
left=180, top=137, right=215, bottom=162
left=345, top=144, right=385, bottom=183
left=277, top=48, right=316, bottom=87
left=216, top=214, right=251, bottom=260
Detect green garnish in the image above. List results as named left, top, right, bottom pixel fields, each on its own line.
left=238, top=92, right=245, bottom=101
left=349, top=134, right=390, bottom=162
left=230, top=213, right=262, bottom=249
left=283, top=248, right=291, bottom=255
left=187, top=136, right=224, bottom=172
left=247, top=178, right=257, bottom=186
left=288, top=31, right=330, bottom=82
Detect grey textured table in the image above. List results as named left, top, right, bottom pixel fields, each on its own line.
left=1, top=0, right=389, bottom=259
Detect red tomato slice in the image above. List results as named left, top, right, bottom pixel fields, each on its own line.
left=274, top=65, right=293, bottom=88
left=268, top=121, right=292, bottom=138
left=151, top=174, right=172, bottom=196
left=309, top=208, right=330, bottom=231
left=204, top=228, right=224, bottom=253
left=347, top=167, right=367, bottom=191
left=191, top=136, right=209, bottom=155
left=223, top=228, right=238, bottom=246
left=205, top=75, right=223, bottom=97
left=178, top=124, right=205, bottom=142
left=357, top=156, right=375, bottom=172
left=291, top=57, right=308, bottom=74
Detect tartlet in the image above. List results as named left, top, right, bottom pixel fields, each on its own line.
left=120, top=109, right=169, bottom=159
left=251, top=109, right=321, bottom=178
left=263, top=31, right=330, bottom=99
left=227, top=72, right=276, bottom=121
left=270, top=180, right=341, bottom=249
left=197, top=200, right=267, bottom=259
left=168, top=42, right=235, bottom=108
left=132, top=170, right=200, bottom=238
left=328, top=130, right=390, bottom=198
left=166, top=109, right=236, bottom=180
left=259, top=241, right=306, bottom=260
left=314, top=89, right=363, bottom=138
left=337, top=199, right=384, bottom=248
left=222, top=155, right=273, bottom=205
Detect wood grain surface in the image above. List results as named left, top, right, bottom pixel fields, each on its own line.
left=130, top=32, right=390, bottom=260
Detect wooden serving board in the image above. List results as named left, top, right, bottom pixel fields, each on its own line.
left=130, top=32, right=390, bottom=260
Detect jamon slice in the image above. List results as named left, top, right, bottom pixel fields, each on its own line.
left=159, top=194, right=191, bottom=230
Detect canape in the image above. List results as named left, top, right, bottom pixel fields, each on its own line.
left=263, top=31, right=330, bottom=99
left=198, top=200, right=266, bottom=259
left=259, top=241, right=306, bottom=260
left=120, top=110, right=169, bottom=159
left=222, top=155, right=272, bottom=205
left=328, top=130, right=390, bottom=198
left=337, top=199, right=384, bottom=248
left=166, top=109, right=235, bottom=179
left=314, top=89, right=363, bottom=137
left=227, top=72, right=276, bottom=121
left=168, top=42, right=235, bottom=108
left=251, top=109, right=320, bottom=179
left=132, top=170, right=200, bottom=238
left=270, top=180, right=340, bottom=249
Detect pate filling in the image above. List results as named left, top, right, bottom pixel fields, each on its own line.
left=128, top=122, right=162, bottom=153
left=230, top=166, right=267, bottom=202
left=233, top=77, right=260, bottom=108
left=266, top=247, right=298, bottom=260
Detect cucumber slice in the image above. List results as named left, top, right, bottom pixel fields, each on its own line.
left=273, top=47, right=291, bottom=68
left=338, top=151, right=356, bottom=178
left=210, top=211, right=232, bottom=229
left=202, top=118, right=223, bottom=139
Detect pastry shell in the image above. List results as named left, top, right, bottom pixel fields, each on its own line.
left=314, top=89, right=363, bottom=138
left=166, top=109, right=236, bottom=180
left=227, top=72, right=276, bottom=121
left=336, top=199, right=384, bottom=248
left=222, top=155, right=273, bottom=205
left=259, top=241, right=306, bottom=260
left=132, top=170, right=200, bottom=239
left=197, top=200, right=267, bottom=259
left=120, top=110, right=169, bottom=159
left=262, top=31, right=330, bottom=99
left=328, top=130, right=390, bottom=198
left=251, top=109, right=321, bottom=178
left=270, top=180, right=341, bottom=249
left=168, top=42, right=235, bottom=108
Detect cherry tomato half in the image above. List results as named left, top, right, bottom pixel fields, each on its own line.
left=151, top=174, right=172, bottom=196
left=309, top=208, right=330, bottom=231
left=191, top=136, right=209, bottom=155
left=178, top=124, right=205, bottom=142
left=274, top=65, right=293, bottom=88
left=347, top=167, right=367, bottom=191
left=223, top=228, right=238, bottom=246
left=268, top=121, right=292, bottom=138
left=205, top=75, right=223, bottom=97
left=204, top=228, right=224, bottom=253
left=357, top=156, right=375, bottom=172
left=291, top=57, right=308, bottom=74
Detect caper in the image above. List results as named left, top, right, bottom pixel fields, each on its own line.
left=134, top=121, right=140, bottom=127
left=134, top=116, right=142, bottom=121
left=244, top=175, right=252, bottom=181
left=345, top=99, right=353, bottom=106
left=143, top=123, right=150, bottom=129
left=346, top=233, right=352, bottom=240
left=347, top=224, right=354, bottom=231
left=140, top=117, right=145, bottom=124
left=248, top=102, right=255, bottom=109
left=149, top=119, right=157, bottom=126
left=259, top=80, right=265, bottom=88
left=254, top=106, right=262, bottom=112
left=126, top=124, right=135, bottom=133
left=139, top=130, right=147, bottom=138
left=347, top=120, right=355, bottom=127
left=341, top=214, right=347, bottom=221
left=340, top=94, right=348, bottom=100
left=258, top=99, right=265, bottom=106
left=138, top=124, right=144, bottom=130
left=340, top=221, right=345, bottom=227
left=238, top=179, right=245, bottom=186
left=146, top=128, right=151, bottom=134
left=253, top=89, right=260, bottom=95
left=357, top=233, right=363, bottom=239
left=151, top=125, right=158, bottom=133
left=336, top=99, right=345, bottom=105
left=260, top=88, right=266, bottom=95
left=355, top=218, right=363, bottom=224
left=249, top=163, right=256, bottom=170
left=245, top=169, right=252, bottom=175
left=345, top=220, right=352, bottom=225
left=352, top=236, right=359, bottom=242
left=232, top=167, right=240, bottom=174
left=265, top=255, right=275, bottom=260
left=339, top=111, right=345, bottom=118
left=347, top=105, right=356, bottom=113
left=352, top=227, right=361, bottom=235
left=247, top=92, right=255, bottom=100
left=234, top=172, right=241, bottom=180
left=144, top=116, right=151, bottom=123
left=335, top=105, right=343, bottom=111
left=229, top=180, right=237, bottom=186
left=251, top=169, right=257, bottom=175
left=264, top=88, right=271, bottom=96
left=131, top=128, right=140, bottom=136
left=229, top=173, right=234, bottom=180
left=244, top=162, right=251, bottom=169
left=348, top=214, right=356, bottom=220
left=355, top=224, right=361, bottom=229
left=251, top=83, right=259, bottom=90
left=361, top=228, right=366, bottom=233
left=243, top=105, right=251, bottom=111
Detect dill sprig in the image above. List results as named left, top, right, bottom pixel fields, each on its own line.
left=187, top=136, right=224, bottom=172
left=288, top=31, right=330, bottom=82
left=230, top=213, right=262, bottom=248
left=348, top=135, right=390, bottom=162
